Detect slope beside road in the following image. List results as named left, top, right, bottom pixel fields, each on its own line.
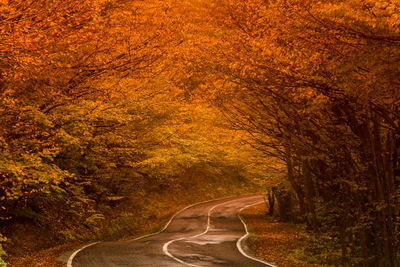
left=68, top=194, right=276, bottom=267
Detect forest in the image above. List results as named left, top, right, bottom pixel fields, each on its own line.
left=0, top=0, right=399, bottom=266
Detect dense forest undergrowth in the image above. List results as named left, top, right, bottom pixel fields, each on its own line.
left=1, top=0, right=400, bottom=266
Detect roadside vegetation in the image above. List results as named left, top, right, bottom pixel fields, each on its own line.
left=242, top=203, right=330, bottom=267
left=0, top=0, right=399, bottom=266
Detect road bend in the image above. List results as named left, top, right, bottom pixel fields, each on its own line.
left=70, top=194, right=274, bottom=267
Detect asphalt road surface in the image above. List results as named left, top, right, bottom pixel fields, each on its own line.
left=69, top=194, right=275, bottom=267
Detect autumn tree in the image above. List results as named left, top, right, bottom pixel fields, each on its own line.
left=0, top=0, right=183, bottom=255
left=0, top=1, right=268, bottom=264
left=187, top=0, right=400, bottom=265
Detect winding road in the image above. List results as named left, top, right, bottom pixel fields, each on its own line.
left=68, top=194, right=276, bottom=267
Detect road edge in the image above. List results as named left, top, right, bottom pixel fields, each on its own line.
left=66, top=242, right=99, bottom=267
left=236, top=202, right=279, bottom=267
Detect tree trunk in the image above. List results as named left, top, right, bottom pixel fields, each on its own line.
left=267, top=188, right=275, bottom=216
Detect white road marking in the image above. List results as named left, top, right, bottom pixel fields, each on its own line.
left=237, top=202, right=279, bottom=267
left=66, top=242, right=99, bottom=267
left=162, top=196, right=270, bottom=266
left=66, top=194, right=248, bottom=267
left=162, top=199, right=241, bottom=267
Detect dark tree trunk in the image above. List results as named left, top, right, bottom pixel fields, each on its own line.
left=267, top=188, right=275, bottom=216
